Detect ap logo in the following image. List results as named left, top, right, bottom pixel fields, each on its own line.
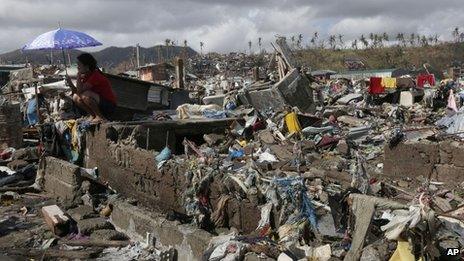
left=446, top=248, right=460, bottom=256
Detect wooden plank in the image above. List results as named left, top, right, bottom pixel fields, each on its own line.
left=275, top=37, right=298, bottom=69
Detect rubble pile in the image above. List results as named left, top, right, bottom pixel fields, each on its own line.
left=0, top=37, right=464, bottom=260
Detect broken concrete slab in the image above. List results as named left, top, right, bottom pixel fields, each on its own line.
left=90, top=229, right=128, bottom=241
left=43, top=156, right=81, bottom=185
left=67, top=205, right=96, bottom=221
left=78, top=217, right=114, bottom=235
left=383, top=141, right=439, bottom=180
left=43, top=175, right=81, bottom=203
left=110, top=199, right=212, bottom=261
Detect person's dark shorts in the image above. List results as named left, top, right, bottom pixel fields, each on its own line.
left=99, top=97, right=116, bottom=119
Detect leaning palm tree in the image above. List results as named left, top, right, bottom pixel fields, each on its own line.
left=164, top=38, right=171, bottom=61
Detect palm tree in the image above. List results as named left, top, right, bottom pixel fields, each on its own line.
left=200, top=42, right=204, bottom=55
left=369, top=33, right=374, bottom=46
left=360, top=34, right=369, bottom=48
left=373, top=34, right=380, bottom=48
left=248, top=41, right=252, bottom=54
left=258, top=37, right=262, bottom=52
left=382, top=32, right=389, bottom=44
left=297, top=34, right=303, bottom=48
left=352, top=39, right=358, bottom=50
left=453, top=27, right=460, bottom=42
left=396, top=33, right=402, bottom=46
left=328, top=35, right=336, bottom=49
left=400, top=33, right=407, bottom=47
left=338, top=34, right=344, bottom=48
left=421, top=35, right=428, bottom=46
left=409, top=33, right=415, bottom=46
left=164, top=38, right=171, bottom=61
left=311, top=32, right=319, bottom=48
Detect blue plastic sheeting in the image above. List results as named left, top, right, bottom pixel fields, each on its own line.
left=272, top=177, right=317, bottom=229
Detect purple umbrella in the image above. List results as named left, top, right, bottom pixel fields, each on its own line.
left=23, top=28, right=102, bottom=72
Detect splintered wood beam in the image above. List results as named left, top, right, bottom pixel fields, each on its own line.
left=275, top=37, right=298, bottom=69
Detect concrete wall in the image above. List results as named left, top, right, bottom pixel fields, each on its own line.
left=384, top=139, right=464, bottom=185
left=42, top=156, right=82, bottom=203
left=111, top=199, right=212, bottom=261
left=84, top=121, right=261, bottom=234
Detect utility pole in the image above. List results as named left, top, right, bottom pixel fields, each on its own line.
left=136, top=43, right=141, bottom=78
left=176, top=57, right=184, bottom=89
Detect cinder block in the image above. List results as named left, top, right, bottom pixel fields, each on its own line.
left=44, top=156, right=81, bottom=185
left=435, top=164, right=464, bottom=184
left=44, top=175, right=80, bottom=201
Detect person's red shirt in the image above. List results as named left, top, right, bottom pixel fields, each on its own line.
left=83, top=70, right=117, bottom=105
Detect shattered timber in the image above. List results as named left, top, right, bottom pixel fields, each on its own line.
left=1, top=36, right=464, bottom=261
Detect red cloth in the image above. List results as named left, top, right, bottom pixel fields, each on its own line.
left=416, top=74, right=435, bottom=88
left=83, top=70, right=117, bottom=104
left=369, top=77, right=384, bottom=94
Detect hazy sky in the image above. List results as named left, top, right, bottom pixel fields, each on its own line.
left=1, top=0, right=463, bottom=53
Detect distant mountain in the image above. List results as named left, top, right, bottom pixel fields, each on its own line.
left=0, top=45, right=198, bottom=72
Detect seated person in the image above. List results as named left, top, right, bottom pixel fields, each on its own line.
left=66, top=53, right=117, bottom=123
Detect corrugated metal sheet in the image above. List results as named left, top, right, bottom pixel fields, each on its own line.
left=148, top=86, right=162, bottom=103
left=105, top=74, right=150, bottom=111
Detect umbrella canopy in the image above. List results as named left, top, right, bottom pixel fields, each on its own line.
left=23, top=28, right=102, bottom=50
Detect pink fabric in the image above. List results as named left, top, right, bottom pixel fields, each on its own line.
left=447, top=89, right=458, bottom=115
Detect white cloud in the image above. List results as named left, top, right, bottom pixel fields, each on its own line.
left=0, top=0, right=463, bottom=53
